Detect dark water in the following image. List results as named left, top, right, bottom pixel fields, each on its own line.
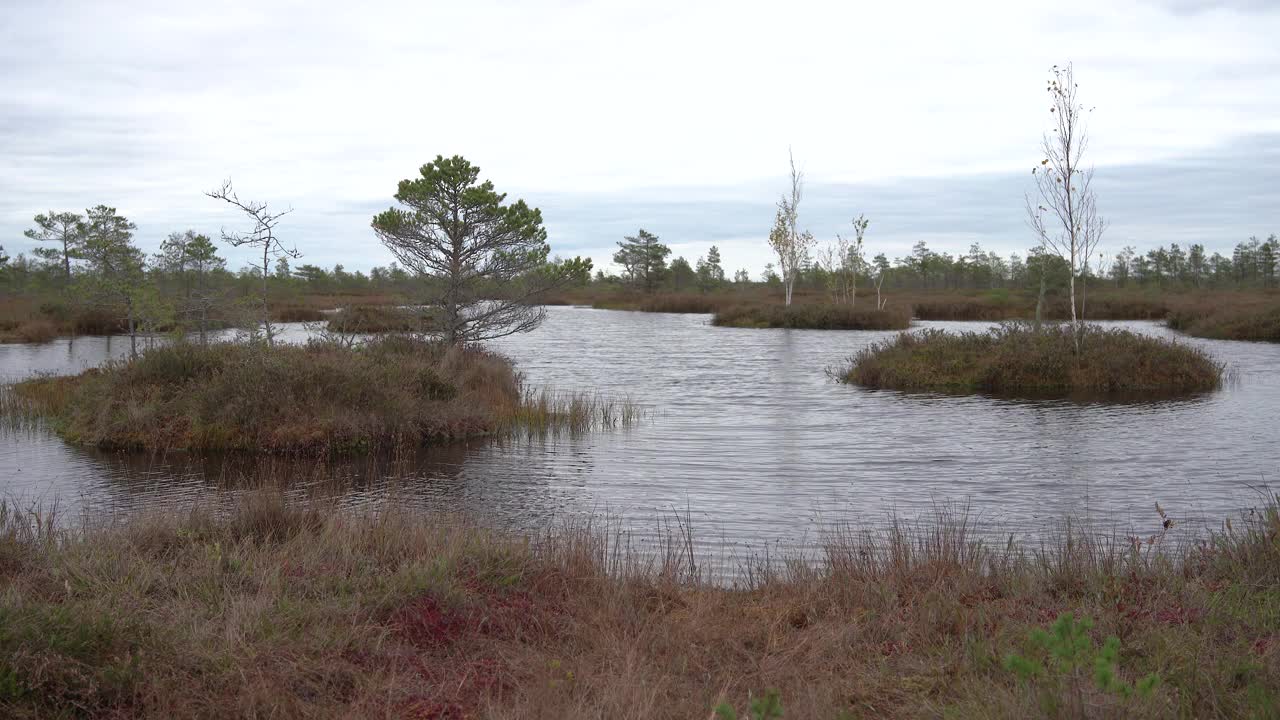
left=2, top=307, right=1278, bottom=556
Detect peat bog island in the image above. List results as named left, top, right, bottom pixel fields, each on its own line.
left=2, top=4, right=1279, bottom=719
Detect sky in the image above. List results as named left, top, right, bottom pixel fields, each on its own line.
left=2, top=0, right=1278, bottom=277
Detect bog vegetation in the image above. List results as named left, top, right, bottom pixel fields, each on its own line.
left=10, top=337, right=637, bottom=454
left=2, top=196, right=1277, bottom=342
left=0, top=491, right=1276, bottom=719
left=711, top=302, right=910, bottom=330
left=839, top=324, right=1224, bottom=395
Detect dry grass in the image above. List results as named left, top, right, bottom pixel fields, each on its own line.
left=840, top=323, right=1224, bottom=395
left=0, top=492, right=1277, bottom=719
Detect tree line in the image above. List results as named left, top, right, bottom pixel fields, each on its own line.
left=2, top=158, right=593, bottom=349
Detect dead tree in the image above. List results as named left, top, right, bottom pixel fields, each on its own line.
left=206, top=180, right=298, bottom=345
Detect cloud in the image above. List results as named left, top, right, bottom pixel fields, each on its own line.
left=1, top=0, right=1277, bottom=275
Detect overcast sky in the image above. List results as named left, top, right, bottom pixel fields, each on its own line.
left=2, top=0, right=1278, bottom=276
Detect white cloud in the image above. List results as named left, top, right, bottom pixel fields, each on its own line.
left=2, top=0, right=1278, bottom=273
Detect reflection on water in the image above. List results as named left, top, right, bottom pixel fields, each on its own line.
left=2, top=309, right=1278, bottom=553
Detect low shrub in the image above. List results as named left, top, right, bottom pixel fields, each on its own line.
left=713, top=303, right=912, bottom=330
left=839, top=323, right=1223, bottom=394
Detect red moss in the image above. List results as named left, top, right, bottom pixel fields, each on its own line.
left=393, top=596, right=471, bottom=649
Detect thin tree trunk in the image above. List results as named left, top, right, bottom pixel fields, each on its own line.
left=127, top=301, right=137, bottom=359
left=262, top=245, right=273, bottom=346
left=1035, top=270, right=1046, bottom=326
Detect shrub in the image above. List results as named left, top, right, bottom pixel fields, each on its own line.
left=839, top=323, right=1223, bottom=394
left=1004, top=613, right=1160, bottom=716
left=712, top=303, right=911, bottom=330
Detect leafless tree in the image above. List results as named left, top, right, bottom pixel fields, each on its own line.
left=206, top=180, right=299, bottom=346
left=1026, top=63, right=1106, bottom=349
left=768, top=149, right=815, bottom=307
left=817, top=239, right=845, bottom=303
left=842, top=215, right=868, bottom=308
left=819, top=215, right=867, bottom=306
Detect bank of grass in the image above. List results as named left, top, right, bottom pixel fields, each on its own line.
left=0, top=318, right=59, bottom=344
left=325, top=304, right=437, bottom=333
left=841, top=323, right=1224, bottom=394
left=0, top=491, right=1276, bottom=719
left=0, top=295, right=125, bottom=342
left=1168, top=302, right=1280, bottom=342
left=9, top=337, right=636, bottom=454
left=713, top=303, right=912, bottom=330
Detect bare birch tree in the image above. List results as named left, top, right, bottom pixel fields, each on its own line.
left=768, top=149, right=814, bottom=306
left=206, top=180, right=299, bottom=346
left=843, top=215, right=868, bottom=307
left=819, top=215, right=867, bottom=305
left=1026, top=63, right=1106, bottom=349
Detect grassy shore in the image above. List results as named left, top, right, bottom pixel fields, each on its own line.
left=0, top=292, right=412, bottom=343
left=9, top=337, right=634, bottom=454
left=840, top=324, right=1224, bottom=394
left=0, top=492, right=1276, bottom=719
left=545, top=286, right=1280, bottom=328
left=712, top=303, right=912, bottom=330
left=325, top=304, right=438, bottom=333
left=1167, top=302, right=1280, bottom=342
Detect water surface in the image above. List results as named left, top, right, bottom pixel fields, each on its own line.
left=2, top=308, right=1277, bottom=556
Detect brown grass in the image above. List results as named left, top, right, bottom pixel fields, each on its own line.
left=0, top=492, right=1276, bottom=719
